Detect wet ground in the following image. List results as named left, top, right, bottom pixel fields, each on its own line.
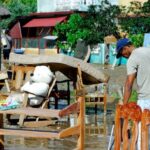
left=4, top=135, right=110, bottom=150
left=3, top=106, right=115, bottom=150
left=1, top=62, right=124, bottom=150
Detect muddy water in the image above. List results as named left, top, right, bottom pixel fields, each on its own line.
left=3, top=112, right=115, bottom=150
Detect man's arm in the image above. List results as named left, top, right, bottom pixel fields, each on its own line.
left=123, top=73, right=136, bottom=104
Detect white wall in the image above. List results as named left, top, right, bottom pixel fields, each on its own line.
left=37, top=0, right=119, bottom=13
left=37, top=0, right=57, bottom=12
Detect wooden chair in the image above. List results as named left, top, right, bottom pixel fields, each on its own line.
left=10, top=65, right=35, bottom=91
left=85, top=83, right=107, bottom=135
left=3, top=65, right=56, bottom=128
left=114, top=102, right=142, bottom=150
left=18, top=76, right=57, bottom=127
left=0, top=65, right=34, bottom=99
left=0, top=65, right=85, bottom=150
left=141, top=109, right=150, bottom=150
left=85, top=83, right=107, bottom=114
left=50, top=79, right=71, bottom=109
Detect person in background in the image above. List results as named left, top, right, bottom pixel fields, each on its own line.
left=3, top=29, right=12, bottom=60
left=116, top=38, right=150, bottom=149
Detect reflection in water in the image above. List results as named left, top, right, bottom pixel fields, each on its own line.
left=4, top=109, right=115, bottom=150
left=5, top=135, right=110, bottom=150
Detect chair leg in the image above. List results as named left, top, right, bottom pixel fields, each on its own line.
left=18, top=93, right=28, bottom=127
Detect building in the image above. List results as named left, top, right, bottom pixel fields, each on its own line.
left=118, top=0, right=147, bottom=6
left=37, top=0, right=118, bottom=12
left=9, top=0, right=148, bottom=49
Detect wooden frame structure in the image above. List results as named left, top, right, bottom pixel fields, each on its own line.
left=3, top=65, right=57, bottom=127
left=85, top=84, right=107, bottom=135
left=0, top=65, right=85, bottom=150
left=0, top=96, right=85, bottom=149
left=9, top=65, right=35, bottom=91
left=114, top=102, right=142, bottom=150
left=18, top=76, right=57, bottom=127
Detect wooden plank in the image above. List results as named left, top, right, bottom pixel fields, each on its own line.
left=23, top=120, right=56, bottom=128
left=18, top=93, right=28, bottom=126
left=0, top=107, right=60, bottom=118
left=59, top=125, right=80, bottom=138
left=11, top=65, right=35, bottom=91
left=59, top=102, right=79, bottom=117
left=15, top=70, right=24, bottom=90
left=0, top=114, right=4, bottom=149
left=85, top=102, right=105, bottom=105
left=141, top=110, right=150, bottom=150
left=85, top=94, right=105, bottom=98
left=77, top=96, right=85, bottom=150
left=0, top=129, right=58, bottom=139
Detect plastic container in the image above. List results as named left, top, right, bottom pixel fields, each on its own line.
left=14, top=49, right=24, bottom=54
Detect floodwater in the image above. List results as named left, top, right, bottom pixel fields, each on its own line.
left=3, top=107, right=115, bottom=150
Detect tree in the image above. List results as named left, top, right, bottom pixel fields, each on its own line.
left=84, top=0, right=121, bottom=44
left=53, top=14, right=91, bottom=50
left=118, top=1, right=150, bottom=46
left=53, top=0, right=121, bottom=51
left=0, top=0, right=36, bottom=29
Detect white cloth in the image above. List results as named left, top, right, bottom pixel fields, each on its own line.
left=137, top=99, right=150, bottom=111
left=127, top=47, right=150, bottom=100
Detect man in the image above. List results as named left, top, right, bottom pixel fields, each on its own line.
left=116, top=38, right=150, bottom=149
left=3, top=29, right=12, bottom=60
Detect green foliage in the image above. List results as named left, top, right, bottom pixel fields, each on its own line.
left=53, top=14, right=90, bottom=49
left=85, top=0, right=121, bottom=44
left=128, top=90, right=138, bottom=103
left=53, top=0, right=121, bottom=50
left=128, top=34, right=144, bottom=47
left=142, top=0, right=150, bottom=14
left=0, top=0, right=36, bottom=29
left=119, top=1, right=150, bottom=35
left=2, top=0, right=150, bottom=50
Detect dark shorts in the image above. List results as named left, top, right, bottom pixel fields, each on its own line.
left=3, top=49, right=11, bottom=60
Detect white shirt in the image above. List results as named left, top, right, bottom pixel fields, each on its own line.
left=127, top=47, right=150, bottom=100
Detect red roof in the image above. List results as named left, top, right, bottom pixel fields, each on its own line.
left=10, top=22, right=22, bottom=38
left=30, top=11, right=74, bottom=17
left=23, top=16, right=67, bottom=28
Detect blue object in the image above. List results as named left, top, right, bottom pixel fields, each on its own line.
left=90, top=43, right=105, bottom=64
left=14, top=49, right=24, bottom=54
left=143, top=33, right=150, bottom=47
left=116, top=38, right=131, bottom=58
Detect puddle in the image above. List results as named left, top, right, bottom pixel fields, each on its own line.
left=3, top=108, right=115, bottom=150
left=1, top=105, right=114, bottom=150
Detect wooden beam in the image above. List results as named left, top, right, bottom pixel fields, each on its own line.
left=0, top=107, right=60, bottom=118
left=59, top=125, right=80, bottom=138
left=0, top=129, right=58, bottom=139
left=59, top=102, right=79, bottom=117
left=23, top=120, right=56, bottom=128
